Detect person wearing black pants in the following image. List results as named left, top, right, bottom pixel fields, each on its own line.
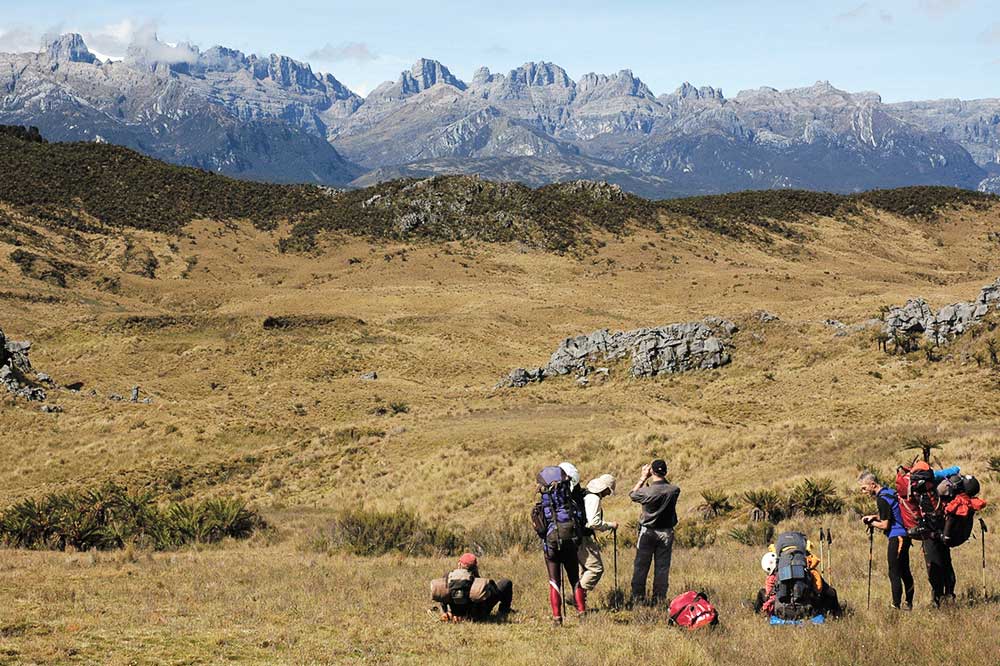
left=859, top=472, right=914, bottom=609
left=922, top=537, right=956, bottom=606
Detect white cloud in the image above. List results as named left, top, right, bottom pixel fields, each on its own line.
left=916, top=0, right=970, bottom=15
left=836, top=3, right=893, bottom=24
left=0, top=25, right=43, bottom=53
left=980, top=23, right=1000, bottom=44
left=308, top=42, right=378, bottom=63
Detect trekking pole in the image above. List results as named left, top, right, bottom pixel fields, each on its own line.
left=819, top=528, right=826, bottom=575
left=981, top=518, right=989, bottom=600
left=826, top=528, right=834, bottom=584
left=866, top=525, right=875, bottom=610
left=613, top=527, right=619, bottom=594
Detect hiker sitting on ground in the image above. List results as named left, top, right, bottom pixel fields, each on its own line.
left=858, top=471, right=914, bottom=610
left=629, top=459, right=680, bottom=604
left=432, top=553, right=513, bottom=622
left=754, top=533, right=841, bottom=619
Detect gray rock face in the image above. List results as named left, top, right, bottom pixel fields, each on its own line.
left=0, top=34, right=993, bottom=196
left=890, top=98, right=1000, bottom=170
left=0, top=34, right=361, bottom=186
left=45, top=33, right=97, bottom=65
left=1, top=326, right=46, bottom=401
left=499, top=318, right=736, bottom=387
left=883, top=278, right=1000, bottom=343
left=980, top=175, right=1000, bottom=195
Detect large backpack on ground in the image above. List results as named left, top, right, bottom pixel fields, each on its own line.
left=531, top=466, right=582, bottom=551
left=772, top=532, right=817, bottom=621
left=668, top=591, right=719, bottom=630
left=896, top=462, right=944, bottom=540
left=938, top=474, right=987, bottom=547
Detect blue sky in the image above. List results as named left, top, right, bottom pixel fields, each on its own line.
left=1, top=0, right=998, bottom=101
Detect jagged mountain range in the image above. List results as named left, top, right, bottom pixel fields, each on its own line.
left=2, top=33, right=998, bottom=196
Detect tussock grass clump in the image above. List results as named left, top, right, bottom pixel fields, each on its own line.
left=743, top=489, right=787, bottom=524
left=0, top=483, right=265, bottom=551
left=326, top=508, right=463, bottom=557
left=788, top=478, right=845, bottom=517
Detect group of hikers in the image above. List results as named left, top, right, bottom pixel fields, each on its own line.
left=430, top=455, right=987, bottom=626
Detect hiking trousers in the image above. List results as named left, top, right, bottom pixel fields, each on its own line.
left=578, top=535, right=604, bottom=591
left=469, top=579, right=513, bottom=620
left=922, top=538, right=956, bottom=605
left=544, top=544, right=583, bottom=618
left=631, top=526, right=674, bottom=603
left=887, top=536, right=914, bottom=608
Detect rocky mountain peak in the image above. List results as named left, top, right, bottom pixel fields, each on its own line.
left=511, top=61, right=573, bottom=88
left=673, top=82, right=725, bottom=101
left=44, top=33, right=97, bottom=65
left=576, top=70, right=655, bottom=100
left=260, top=54, right=323, bottom=90
left=403, top=58, right=466, bottom=93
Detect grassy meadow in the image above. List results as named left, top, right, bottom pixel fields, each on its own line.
left=2, top=196, right=1000, bottom=664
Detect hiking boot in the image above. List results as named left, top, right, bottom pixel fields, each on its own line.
left=551, top=617, right=563, bottom=628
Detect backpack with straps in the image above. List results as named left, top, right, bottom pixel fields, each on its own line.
left=668, top=591, right=719, bottom=630
left=446, top=568, right=475, bottom=608
left=772, top=532, right=818, bottom=621
left=939, top=474, right=987, bottom=547
left=531, top=466, right=582, bottom=551
left=896, top=463, right=944, bottom=540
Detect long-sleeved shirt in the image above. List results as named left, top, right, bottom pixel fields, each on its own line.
left=629, top=480, right=680, bottom=529
left=584, top=493, right=615, bottom=532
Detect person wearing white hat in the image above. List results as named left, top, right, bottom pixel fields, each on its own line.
left=754, top=551, right=779, bottom=615
left=578, top=474, right=618, bottom=598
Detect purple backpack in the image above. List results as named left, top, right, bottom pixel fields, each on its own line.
left=531, top=466, right=580, bottom=551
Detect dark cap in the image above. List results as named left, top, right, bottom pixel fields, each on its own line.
left=651, top=459, right=668, bottom=476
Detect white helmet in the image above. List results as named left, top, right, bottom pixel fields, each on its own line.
left=761, top=552, right=777, bottom=575
left=559, top=462, right=580, bottom=489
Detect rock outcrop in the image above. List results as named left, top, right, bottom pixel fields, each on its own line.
left=883, top=278, right=1000, bottom=343
left=500, top=318, right=737, bottom=388
left=0, top=326, right=46, bottom=401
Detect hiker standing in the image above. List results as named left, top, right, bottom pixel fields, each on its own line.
left=858, top=471, right=915, bottom=610
left=629, top=459, right=680, bottom=604
left=579, top=474, right=618, bottom=602
left=922, top=536, right=956, bottom=606
left=432, top=553, right=513, bottom=622
left=534, top=466, right=587, bottom=625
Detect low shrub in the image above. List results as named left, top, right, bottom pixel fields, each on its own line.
left=328, top=508, right=462, bottom=557
left=464, top=518, right=539, bottom=556
left=0, top=483, right=265, bottom=551
left=728, top=522, right=775, bottom=547
left=673, top=520, right=716, bottom=549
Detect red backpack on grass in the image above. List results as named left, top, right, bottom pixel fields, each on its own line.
left=668, top=591, right=719, bottom=630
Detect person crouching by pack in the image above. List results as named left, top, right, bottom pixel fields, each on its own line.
left=431, top=553, right=513, bottom=622
left=754, top=532, right=841, bottom=620
left=858, top=471, right=914, bottom=610
left=629, top=459, right=679, bottom=605
left=533, top=465, right=586, bottom=625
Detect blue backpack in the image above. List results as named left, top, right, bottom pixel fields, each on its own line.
left=531, top=466, right=582, bottom=552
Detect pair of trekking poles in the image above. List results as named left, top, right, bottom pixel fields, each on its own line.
left=863, top=518, right=990, bottom=609
left=557, top=528, right=621, bottom=618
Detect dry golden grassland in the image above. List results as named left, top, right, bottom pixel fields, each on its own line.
left=2, top=202, right=1000, bottom=664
